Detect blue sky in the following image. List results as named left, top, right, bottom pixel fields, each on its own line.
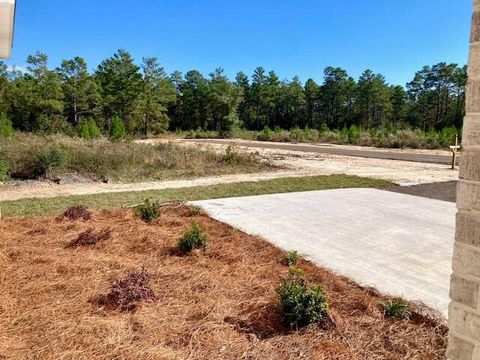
left=7, top=0, right=472, bottom=86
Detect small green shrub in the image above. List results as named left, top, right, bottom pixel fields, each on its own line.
left=277, top=268, right=329, bottom=329
left=0, top=158, right=8, bottom=181
left=0, top=114, right=14, bottom=138
left=319, top=123, right=329, bottom=134
left=284, top=250, right=299, bottom=267
left=110, top=116, right=126, bottom=141
left=257, top=126, right=272, bottom=141
left=438, top=126, right=458, bottom=148
left=224, top=145, right=240, bottom=164
left=136, top=199, right=162, bottom=223
left=33, top=147, right=69, bottom=177
left=381, top=298, right=411, bottom=319
left=290, top=127, right=305, bottom=141
left=178, top=223, right=208, bottom=252
left=347, top=125, right=361, bottom=143
left=79, top=119, right=102, bottom=140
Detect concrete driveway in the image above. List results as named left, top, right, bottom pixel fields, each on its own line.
left=193, top=189, right=456, bottom=317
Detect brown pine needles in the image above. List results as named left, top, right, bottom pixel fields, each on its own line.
left=0, top=205, right=447, bottom=359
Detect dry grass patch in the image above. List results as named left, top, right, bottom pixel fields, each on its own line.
left=0, top=133, right=272, bottom=182
left=0, top=205, right=447, bottom=359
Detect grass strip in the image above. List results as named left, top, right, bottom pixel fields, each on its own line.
left=0, top=175, right=393, bottom=218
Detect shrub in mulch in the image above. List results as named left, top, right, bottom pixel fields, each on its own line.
left=62, top=205, right=92, bottom=221
left=282, top=250, right=299, bottom=267
left=381, top=298, right=411, bottom=319
left=177, top=223, right=208, bottom=253
left=276, top=268, right=330, bottom=329
left=135, top=199, right=162, bottom=224
left=96, top=268, right=157, bottom=312
left=67, top=227, right=112, bottom=248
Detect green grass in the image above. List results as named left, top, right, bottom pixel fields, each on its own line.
left=0, top=175, right=393, bottom=218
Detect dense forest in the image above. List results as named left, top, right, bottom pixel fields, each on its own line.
left=0, top=49, right=467, bottom=139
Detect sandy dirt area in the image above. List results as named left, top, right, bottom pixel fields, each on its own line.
left=0, top=141, right=458, bottom=202
left=157, top=139, right=458, bottom=185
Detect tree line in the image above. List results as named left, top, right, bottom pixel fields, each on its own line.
left=0, top=49, right=467, bottom=139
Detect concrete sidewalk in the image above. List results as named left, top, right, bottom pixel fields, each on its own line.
left=194, top=189, right=456, bottom=317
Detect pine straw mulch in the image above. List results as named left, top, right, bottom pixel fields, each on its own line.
left=0, top=205, right=447, bottom=359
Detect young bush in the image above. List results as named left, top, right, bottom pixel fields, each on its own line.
left=438, top=126, right=458, bottom=148
left=110, top=116, right=126, bottom=141
left=381, top=298, right=411, bottom=319
left=224, top=145, right=240, bottom=164
left=347, top=125, right=361, bottom=143
left=79, top=119, right=102, bottom=140
left=178, top=223, right=208, bottom=252
left=257, top=126, right=273, bottom=141
left=290, top=127, right=306, bottom=141
left=136, top=199, right=162, bottom=223
left=277, top=268, right=329, bottom=329
left=62, top=205, right=93, bottom=221
left=0, top=114, right=14, bottom=138
left=283, top=250, right=299, bottom=267
left=33, top=146, right=69, bottom=178
left=0, top=158, right=8, bottom=182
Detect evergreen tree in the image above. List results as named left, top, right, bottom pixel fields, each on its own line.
left=57, top=57, right=99, bottom=125
left=304, top=79, right=320, bottom=128
left=181, top=70, right=211, bottom=130
left=26, top=52, right=64, bottom=132
left=139, top=57, right=176, bottom=135
left=95, top=49, right=142, bottom=132
left=208, top=68, right=242, bottom=133
left=357, top=69, right=392, bottom=128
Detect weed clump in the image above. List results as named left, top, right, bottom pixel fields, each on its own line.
left=224, top=145, right=240, bottom=164
left=68, top=227, right=112, bottom=248
left=381, top=298, right=411, bottom=319
left=63, top=205, right=92, bottom=221
left=178, top=223, right=208, bottom=252
left=277, top=268, right=329, bottom=329
left=283, top=250, right=298, bottom=267
left=189, top=205, right=202, bottom=216
left=136, top=199, right=161, bottom=223
left=99, top=268, right=157, bottom=312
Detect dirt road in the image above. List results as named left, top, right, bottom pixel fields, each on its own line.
left=184, top=139, right=455, bottom=165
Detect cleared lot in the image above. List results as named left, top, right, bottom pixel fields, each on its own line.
left=194, top=188, right=456, bottom=317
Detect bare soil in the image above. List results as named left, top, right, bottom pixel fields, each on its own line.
left=0, top=205, right=447, bottom=359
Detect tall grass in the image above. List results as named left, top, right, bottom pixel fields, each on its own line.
left=0, top=133, right=269, bottom=182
